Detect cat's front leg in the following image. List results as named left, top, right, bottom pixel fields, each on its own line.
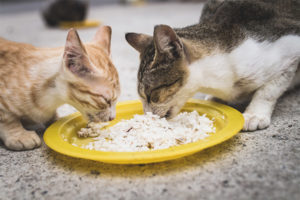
left=243, top=69, right=297, bottom=131
left=0, top=114, right=41, bottom=150
left=44, top=111, right=60, bottom=128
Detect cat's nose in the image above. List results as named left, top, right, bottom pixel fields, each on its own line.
left=109, top=116, right=115, bottom=121
left=87, top=113, right=94, bottom=122
left=164, top=107, right=173, bottom=119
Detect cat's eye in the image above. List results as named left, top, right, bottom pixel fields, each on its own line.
left=149, top=78, right=182, bottom=103
left=107, top=100, right=112, bottom=106
left=101, top=96, right=111, bottom=106
left=150, top=92, right=159, bottom=103
left=146, top=95, right=151, bottom=103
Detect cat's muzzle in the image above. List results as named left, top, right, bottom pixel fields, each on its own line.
left=87, top=112, right=115, bottom=123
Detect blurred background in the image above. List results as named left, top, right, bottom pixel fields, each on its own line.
left=0, top=0, right=206, bottom=115
left=0, top=0, right=207, bottom=17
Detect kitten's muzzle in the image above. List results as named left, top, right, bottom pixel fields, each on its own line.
left=87, top=112, right=115, bottom=123
left=109, top=116, right=115, bottom=121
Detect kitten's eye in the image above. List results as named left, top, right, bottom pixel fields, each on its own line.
left=101, top=96, right=114, bottom=107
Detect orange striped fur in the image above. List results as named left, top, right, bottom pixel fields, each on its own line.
left=0, top=26, right=120, bottom=150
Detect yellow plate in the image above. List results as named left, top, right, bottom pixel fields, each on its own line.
left=44, top=99, right=244, bottom=164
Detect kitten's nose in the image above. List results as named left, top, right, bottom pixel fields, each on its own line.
left=109, top=116, right=115, bottom=121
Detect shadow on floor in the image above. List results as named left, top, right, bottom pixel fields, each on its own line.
left=44, top=133, right=243, bottom=178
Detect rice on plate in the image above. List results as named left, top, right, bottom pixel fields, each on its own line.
left=76, top=111, right=215, bottom=152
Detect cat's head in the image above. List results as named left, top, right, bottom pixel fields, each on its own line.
left=126, top=25, right=193, bottom=119
left=61, top=26, right=120, bottom=122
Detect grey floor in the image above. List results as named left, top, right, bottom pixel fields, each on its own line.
left=0, top=2, right=300, bottom=200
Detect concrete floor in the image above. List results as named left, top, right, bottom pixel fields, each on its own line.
left=0, top=2, right=300, bottom=200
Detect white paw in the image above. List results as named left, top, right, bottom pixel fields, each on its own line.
left=4, top=131, right=41, bottom=151
left=243, top=113, right=270, bottom=131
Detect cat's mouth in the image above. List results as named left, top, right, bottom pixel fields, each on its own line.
left=87, top=113, right=114, bottom=123
left=87, top=113, right=96, bottom=122
left=87, top=113, right=107, bottom=123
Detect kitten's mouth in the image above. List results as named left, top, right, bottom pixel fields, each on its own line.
left=87, top=113, right=113, bottom=123
left=87, top=113, right=95, bottom=122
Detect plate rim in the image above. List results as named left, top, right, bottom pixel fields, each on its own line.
left=44, top=99, right=244, bottom=164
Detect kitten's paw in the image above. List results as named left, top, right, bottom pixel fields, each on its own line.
left=4, top=131, right=41, bottom=151
left=243, top=113, right=270, bottom=131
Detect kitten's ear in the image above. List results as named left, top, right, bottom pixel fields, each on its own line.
left=64, top=28, right=93, bottom=77
left=93, top=26, right=112, bottom=54
left=64, top=28, right=87, bottom=55
left=125, top=33, right=152, bottom=53
left=153, top=25, right=183, bottom=56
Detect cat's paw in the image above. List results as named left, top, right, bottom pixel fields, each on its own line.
left=243, top=113, right=270, bottom=131
left=4, top=131, right=41, bottom=151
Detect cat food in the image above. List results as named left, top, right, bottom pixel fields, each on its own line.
left=76, top=111, right=215, bottom=152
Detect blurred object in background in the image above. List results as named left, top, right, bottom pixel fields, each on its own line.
left=42, top=0, right=89, bottom=27
left=120, top=0, right=146, bottom=5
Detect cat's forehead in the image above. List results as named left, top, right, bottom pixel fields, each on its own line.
left=86, top=45, right=111, bottom=69
left=86, top=44, right=119, bottom=83
left=138, top=44, right=186, bottom=88
left=140, top=43, right=156, bottom=68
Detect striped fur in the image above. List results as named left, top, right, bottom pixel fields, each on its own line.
left=0, top=26, right=120, bottom=150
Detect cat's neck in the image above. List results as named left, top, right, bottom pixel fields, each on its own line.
left=183, top=39, right=236, bottom=101
left=30, top=50, right=67, bottom=113
left=181, top=38, right=217, bottom=62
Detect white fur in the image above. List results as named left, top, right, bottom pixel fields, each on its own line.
left=26, top=55, right=66, bottom=123
left=187, top=35, right=300, bottom=131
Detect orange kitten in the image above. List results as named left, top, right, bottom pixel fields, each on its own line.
left=0, top=26, right=120, bottom=150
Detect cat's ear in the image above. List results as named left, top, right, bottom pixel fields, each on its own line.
left=125, top=33, right=152, bottom=53
left=153, top=25, right=183, bottom=56
left=92, top=26, right=112, bottom=54
left=64, top=28, right=93, bottom=77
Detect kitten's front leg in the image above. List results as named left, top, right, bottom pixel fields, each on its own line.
left=0, top=114, right=41, bottom=150
left=44, top=111, right=60, bottom=128
left=243, top=69, right=296, bottom=131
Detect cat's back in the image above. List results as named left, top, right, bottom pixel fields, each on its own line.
left=178, top=0, right=299, bottom=51
left=0, top=37, right=37, bottom=52
left=0, top=37, right=38, bottom=67
left=199, top=0, right=300, bottom=38
left=200, top=0, right=300, bottom=22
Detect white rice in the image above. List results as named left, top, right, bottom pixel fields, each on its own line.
left=76, top=111, right=215, bottom=152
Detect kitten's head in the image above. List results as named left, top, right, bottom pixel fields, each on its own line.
left=62, top=26, right=120, bottom=122
left=126, top=25, right=192, bottom=119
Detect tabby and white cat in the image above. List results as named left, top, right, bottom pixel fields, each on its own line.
left=126, top=0, right=300, bottom=131
left=0, top=26, right=120, bottom=150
